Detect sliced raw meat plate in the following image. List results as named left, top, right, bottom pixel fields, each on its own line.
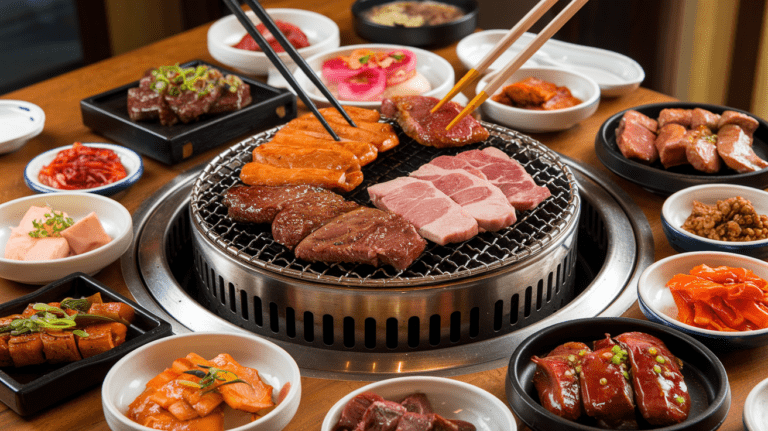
left=718, top=110, right=759, bottom=135
left=443, top=147, right=550, bottom=211
left=716, top=124, right=768, bottom=172
left=368, top=177, right=478, bottom=245
left=615, top=110, right=658, bottom=163
left=294, top=207, right=426, bottom=270
left=655, top=123, right=689, bottom=168
left=381, top=95, right=489, bottom=148
left=410, top=163, right=516, bottom=232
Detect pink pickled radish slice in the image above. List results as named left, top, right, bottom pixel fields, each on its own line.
left=338, top=68, right=386, bottom=101
left=322, top=57, right=367, bottom=85
left=384, top=49, right=417, bottom=86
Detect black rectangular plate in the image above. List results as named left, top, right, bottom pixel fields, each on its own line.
left=0, top=272, right=172, bottom=416
left=80, top=60, right=297, bottom=165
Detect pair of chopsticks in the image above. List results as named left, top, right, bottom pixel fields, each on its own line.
left=434, top=0, right=589, bottom=131
left=221, top=0, right=356, bottom=140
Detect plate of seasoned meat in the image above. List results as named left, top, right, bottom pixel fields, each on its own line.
left=595, top=102, right=768, bottom=196
left=507, top=317, right=730, bottom=431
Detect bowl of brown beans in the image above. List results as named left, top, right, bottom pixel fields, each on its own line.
left=661, top=183, right=768, bottom=259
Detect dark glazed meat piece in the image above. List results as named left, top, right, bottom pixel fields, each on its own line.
left=164, top=85, right=221, bottom=123
left=655, top=123, right=689, bottom=168
left=615, top=110, right=658, bottom=164
left=718, top=110, right=759, bottom=135
left=614, top=332, right=690, bottom=426
left=271, top=195, right=360, bottom=250
left=531, top=341, right=590, bottom=421
left=294, top=207, right=427, bottom=270
left=222, top=184, right=337, bottom=224
left=579, top=341, right=637, bottom=429
left=333, top=392, right=385, bottom=431
left=381, top=96, right=489, bottom=148
left=658, top=108, right=693, bottom=128
left=716, top=124, right=768, bottom=173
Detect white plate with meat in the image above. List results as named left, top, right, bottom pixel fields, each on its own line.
left=456, top=30, right=644, bottom=98
left=595, top=102, right=768, bottom=196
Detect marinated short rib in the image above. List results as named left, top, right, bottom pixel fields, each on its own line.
left=690, top=107, right=720, bottom=130
left=271, top=194, right=360, bottom=250
left=658, top=108, right=692, bottom=128
left=718, top=110, right=759, bottom=135
left=579, top=339, right=637, bottom=429
left=438, top=147, right=550, bottom=211
left=685, top=125, right=721, bottom=173
left=615, top=110, right=659, bottom=163
left=655, top=123, right=689, bottom=168
left=381, top=95, right=489, bottom=148
left=410, top=163, right=516, bottom=232
left=127, top=87, right=179, bottom=126
left=333, top=392, right=385, bottom=431
left=367, top=177, right=478, bottom=245
left=209, top=75, right=252, bottom=114
left=614, top=332, right=690, bottom=426
left=222, top=184, right=338, bottom=224
left=531, top=342, right=591, bottom=421
left=270, top=129, right=379, bottom=166
left=294, top=207, right=426, bottom=270
left=239, top=160, right=364, bottom=193
left=716, top=124, right=768, bottom=172
left=282, top=115, right=399, bottom=152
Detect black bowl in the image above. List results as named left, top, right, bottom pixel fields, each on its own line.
left=507, top=317, right=730, bottom=431
left=352, top=0, right=479, bottom=48
left=595, top=102, right=768, bottom=196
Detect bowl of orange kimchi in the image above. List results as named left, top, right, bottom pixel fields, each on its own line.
left=638, top=251, right=768, bottom=350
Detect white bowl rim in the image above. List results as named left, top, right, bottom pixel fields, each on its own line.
left=102, top=331, right=302, bottom=431
left=0, top=191, right=132, bottom=266
left=638, top=250, right=768, bottom=338
left=661, top=183, right=768, bottom=246
left=23, top=142, right=143, bottom=195
left=0, top=100, right=46, bottom=151
left=478, top=65, right=601, bottom=114
left=744, top=376, right=768, bottom=431
left=320, top=375, right=516, bottom=431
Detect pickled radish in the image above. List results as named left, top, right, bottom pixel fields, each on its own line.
left=322, top=57, right=365, bottom=85
left=383, top=49, right=417, bottom=85
left=338, top=68, right=386, bottom=101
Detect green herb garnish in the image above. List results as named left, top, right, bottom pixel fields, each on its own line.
left=181, top=366, right=250, bottom=393
left=28, top=210, right=73, bottom=238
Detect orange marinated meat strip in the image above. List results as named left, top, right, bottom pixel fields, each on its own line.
left=240, top=161, right=363, bottom=193
left=40, top=330, right=82, bottom=363
left=128, top=389, right=225, bottom=431
left=209, top=353, right=275, bottom=413
left=269, top=130, right=378, bottom=166
left=76, top=322, right=127, bottom=359
left=8, top=333, right=45, bottom=367
left=88, top=302, right=136, bottom=324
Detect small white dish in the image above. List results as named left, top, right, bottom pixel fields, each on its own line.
left=661, top=184, right=768, bottom=259
left=637, top=251, right=768, bottom=350
left=457, top=30, right=645, bottom=97
left=476, top=66, right=600, bottom=133
left=294, top=43, right=454, bottom=110
left=321, top=376, right=516, bottom=431
left=0, top=192, right=132, bottom=285
left=207, top=8, right=340, bottom=76
left=102, top=331, right=301, bottom=431
left=745, top=376, right=768, bottom=431
left=24, top=143, right=143, bottom=196
left=0, top=100, right=45, bottom=154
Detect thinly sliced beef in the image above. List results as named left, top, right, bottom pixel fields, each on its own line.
left=368, top=177, right=478, bottom=245
left=410, top=163, right=516, bottom=232
left=294, top=207, right=426, bottom=270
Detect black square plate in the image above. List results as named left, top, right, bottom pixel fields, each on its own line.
left=0, top=272, right=172, bottom=416
left=80, top=60, right=297, bottom=165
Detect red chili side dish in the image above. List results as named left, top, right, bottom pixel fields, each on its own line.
left=233, top=20, right=309, bottom=52
left=38, top=142, right=128, bottom=190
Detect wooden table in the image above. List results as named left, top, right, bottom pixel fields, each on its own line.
left=0, top=1, right=764, bottom=429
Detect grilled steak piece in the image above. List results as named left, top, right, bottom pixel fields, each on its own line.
left=209, top=75, right=252, bottom=114
left=294, top=207, right=426, bottom=270
left=381, top=95, right=489, bottom=148
left=685, top=125, right=721, bottom=173
left=615, top=110, right=659, bottom=164
left=272, top=195, right=359, bottom=250
left=127, top=87, right=179, bottom=126
left=410, top=163, right=516, bottom=232
left=164, top=85, right=221, bottom=124
left=718, top=110, right=759, bottom=135
left=717, top=124, right=768, bottom=172
left=222, top=184, right=338, bottom=224
left=368, top=177, right=478, bottom=245
left=655, top=123, right=689, bottom=168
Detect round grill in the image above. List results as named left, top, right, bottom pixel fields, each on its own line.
left=190, top=121, right=578, bottom=287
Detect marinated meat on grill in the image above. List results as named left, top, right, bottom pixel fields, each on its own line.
left=239, top=159, right=364, bottom=193
left=531, top=342, right=591, bottom=421
left=440, top=147, right=550, bottom=211
left=658, top=108, right=692, bottom=128
left=272, top=195, right=359, bottom=249
left=381, top=95, right=489, bottom=148
left=718, top=110, right=759, bottom=135
left=282, top=115, right=399, bottom=151
left=716, top=124, right=768, bottom=173
left=579, top=341, right=637, bottom=429
left=294, top=207, right=426, bottom=270
left=655, top=123, right=689, bottom=168
left=410, top=163, right=516, bottom=232
left=615, top=110, right=659, bottom=163
left=685, top=125, right=721, bottom=173
left=690, top=107, right=720, bottom=130
left=368, top=177, right=478, bottom=245
left=251, top=144, right=363, bottom=189
left=614, top=332, right=690, bottom=426
left=269, top=130, right=379, bottom=166
left=222, top=184, right=338, bottom=224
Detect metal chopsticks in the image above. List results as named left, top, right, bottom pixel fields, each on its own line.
left=221, top=0, right=356, bottom=140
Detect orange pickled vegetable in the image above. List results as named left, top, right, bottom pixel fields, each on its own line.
left=665, top=264, right=768, bottom=331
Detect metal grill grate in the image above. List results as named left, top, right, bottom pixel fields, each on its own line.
left=190, top=121, right=578, bottom=287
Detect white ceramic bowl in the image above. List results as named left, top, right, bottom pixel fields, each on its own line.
left=207, top=9, right=340, bottom=76
left=321, top=376, right=516, bottom=431
left=637, top=251, right=768, bottom=350
left=661, top=183, right=768, bottom=259
left=476, top=66, right=600, bottom=133
left=0, top=192, right=132, bottom=285
left=23, top=143, right=143, bottom=197
left=294, top=43, right=455, bottom=110
left=745, top=376, right=768, bottom=431
left=102, top=332, right=301, bottom=431
left=0, top=100, right=45, bottom=154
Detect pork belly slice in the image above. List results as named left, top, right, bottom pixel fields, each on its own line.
left=615, top=110, right=659, bottom=164
left=718, top=110, right=759, bottom=135
left=294, top=207, right=426, bottom=270
left=655, top=123, right=689, bottom=168
left=222, top=184, right=339, bottom=224
left=446, top=147, right=551, bottom=211
left=685, top=125, right=721, bottom=173
left=410, top=163, right=516, bottom=232
left=381, top=95, right=489, bottom=148
left=690, top=107, right=720, bottom=130
left=579, top=342, right=637, bottom=429
left=271, top=195, right=360, bottom=250
left=615, top=332, right=690, bottom=426
left=368, top=177, right=478, bottom=245
left=658, top=108, right=692, bottom=128
left=716, top=124, right=768, bottom=173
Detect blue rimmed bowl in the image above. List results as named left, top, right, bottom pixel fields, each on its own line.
left=661, top=183, right=768, bottom=259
